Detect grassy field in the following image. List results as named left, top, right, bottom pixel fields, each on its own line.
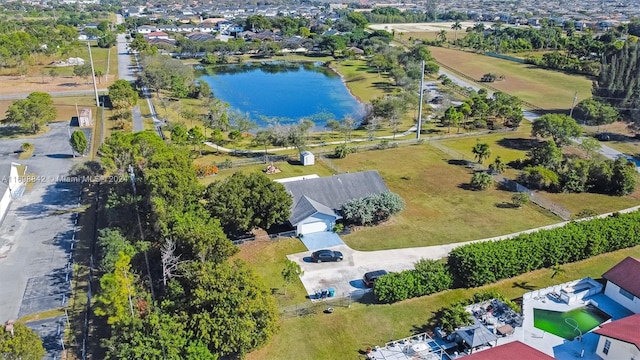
left=333, top=142, right=558, bottom=251
left=331, top=59, right=395, bottom=103
left=428, top=47, right=593, bottom=111
left=247, top=244, right=640, bottom=360
left=196, top=157, right=337, bottom=185
left=542, top=190, right=640, bottom=215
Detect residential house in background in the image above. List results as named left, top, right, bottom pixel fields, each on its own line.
left=594, top=314, right=640, bottom=359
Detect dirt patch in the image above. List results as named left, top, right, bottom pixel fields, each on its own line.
left=0, top=75, right=115, bottom=96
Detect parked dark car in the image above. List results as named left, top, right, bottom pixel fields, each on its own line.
left=596, top=133, right=611, bottom=141
left=363, top=270, right=388, bottom=287
left=311, top=249, right=343, bottom=263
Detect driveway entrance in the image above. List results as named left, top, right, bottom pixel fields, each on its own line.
left=299, top=232, right=344, bottom=250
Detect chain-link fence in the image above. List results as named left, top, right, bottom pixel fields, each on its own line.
left=279, top=289, right=372, bottom=319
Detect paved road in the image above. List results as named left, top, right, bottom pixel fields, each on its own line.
left=0, top=123, right=89, bottom=322
left=288, top=204, right=640, bottom=298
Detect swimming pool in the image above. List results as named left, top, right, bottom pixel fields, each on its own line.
left=534, top=304, right=611, bottom=340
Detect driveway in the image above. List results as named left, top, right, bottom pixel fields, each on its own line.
left=0, top=123, right=87, bottom=322
left=300, top=232, right=344, bottom=250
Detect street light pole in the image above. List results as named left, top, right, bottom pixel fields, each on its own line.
left=569, top=91, right=578, bottom=118
left=87, top=41, right=100, bottom=108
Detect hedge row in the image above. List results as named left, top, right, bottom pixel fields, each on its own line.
left=373, top=259, right=452, bottom=303
left=448, top=211, right=640, bottom=288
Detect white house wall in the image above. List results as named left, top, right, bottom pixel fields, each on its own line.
left=596, top=335, right=640, bottom=359
left=296, top=213, right=336, bottom=235
left=604, top=281, right=640, bottom=313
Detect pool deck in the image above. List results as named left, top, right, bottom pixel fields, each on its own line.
left=518, top=288, right=633, bottom=360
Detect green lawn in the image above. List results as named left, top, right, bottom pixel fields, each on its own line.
left=541, top=191, right=640, bottom=216
left=234, top=238, right=309, bottom=307
left=428, top=47, right=593, bottom=111
left=197, top=157, right=337, bottom=185
left=333, top=142, right=558, bottom=251
left=247, top=244, right=640, bottom=360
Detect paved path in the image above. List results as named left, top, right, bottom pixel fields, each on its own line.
left=288, top=204, right=640, bottom=298
left=0, top=89, right=107, bottom=101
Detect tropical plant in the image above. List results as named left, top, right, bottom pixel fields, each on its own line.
left=470, top=172, right=493, bottom=190
left=471, top=142, right=491, bottom=164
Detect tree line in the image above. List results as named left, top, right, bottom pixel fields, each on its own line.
left=93, top=131, right=295, bottom=358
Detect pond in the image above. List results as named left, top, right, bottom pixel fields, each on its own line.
left=198, top=62, right=365, bottom=128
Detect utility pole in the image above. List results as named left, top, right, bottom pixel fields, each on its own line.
left=416, top=60, right=425, bottom=140
left=87, top=41, right=100, bottom=108
left=128, top=165, right=155, bottom=300
left=106, top=47, right=111, bottom=83
left=569, top=92, right=578, bottom=118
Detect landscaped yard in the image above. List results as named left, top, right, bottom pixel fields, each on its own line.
left=333, top=142, right=559, bottom=251
left=246, top=244, right=640, bottom=360
left=428, top=46, right=593, bottom=111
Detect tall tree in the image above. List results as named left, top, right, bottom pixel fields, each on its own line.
left=70, top=130, right=88, bottom=156
left=205, top=172, right=292, bottom=234
left=4, top=92, right=57, bottom=134
left=94, top=251, right=137, bottom=325
left=0, top=321, right=45, bottom=360
left=532, top=114, right=582, bottom=146
left=471, top=142, right=491, bottom=164
left=451, top=20, right=462, bottom=42
left=108, top=79, right=139, bottom=109
left=281, top=259, right=303, bottom=295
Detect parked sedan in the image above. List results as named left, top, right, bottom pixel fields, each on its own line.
left=363, top=270, right=388, bottom=287
left=311, top=250, right=344, bottom=263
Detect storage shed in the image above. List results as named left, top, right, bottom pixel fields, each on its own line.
left=300, top=151, right=314, bottom=166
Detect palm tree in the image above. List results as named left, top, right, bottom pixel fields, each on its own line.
left=436, top=30, right=447, bottom=43
left=473, top=22, right=485, bottom=33
left=551, top=263, right=565, bottom=279
left=451, top=20, right=463, bottom=42
left=489, top=156, right=506, bottom=174
left=471, top=142, right=491, bottom=164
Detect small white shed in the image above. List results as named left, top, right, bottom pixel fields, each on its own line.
left=300, top=151, right=315, bottom=166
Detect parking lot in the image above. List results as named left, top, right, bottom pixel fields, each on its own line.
left=0, top=123, right=89, bottom=323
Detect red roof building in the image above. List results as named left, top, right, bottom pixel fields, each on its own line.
left=463, top=341, right=554, bottom=360
left=594, top=314, right=640, bottom=358
left=602, top=257, right=640, bottom=314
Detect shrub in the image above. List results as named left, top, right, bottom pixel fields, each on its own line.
left=437, top=302, right=473, bottom=333
left=334, top=143, right=355, bottom=158
left=21, top=142, right=33, bottom=151
left=518, top=166, right=559, bottom=191
left=448, top=210, right=640, bottom=288
left=341, top=192, right=405, bottom=226
left=470, top=172, right=493, bottom=190
left=511, top=192, right=529, bottom=208
left=195, top=164, right=218, bottom=178
left=373, top=259, right=451, bottom=304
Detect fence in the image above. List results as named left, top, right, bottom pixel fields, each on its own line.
left=279, top=289, right=372, bottom=318
left=484, top=52, right=526, bottom=64
left=428, top=140, right=572, bottom=221
left=231, top=230, right=297, bottom=246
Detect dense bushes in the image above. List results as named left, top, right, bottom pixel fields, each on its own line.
left=374, top=259, right=452, bottom=303
left=341, top=191, right=405, bottom=226
left=448, top=211, right=640, bottom=288
left=373, top=211, right=640, bottom=304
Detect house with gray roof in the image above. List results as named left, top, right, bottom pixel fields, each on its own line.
left=279, top=171, right=389, bottom=235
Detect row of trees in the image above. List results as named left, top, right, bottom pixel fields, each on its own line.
left=439, top=90, right=523, bottom=132
left=372, top=210, right=640, bottom=303
left=96, top=131, right=283, bottom=358
left=522, top=113, right=637, bottom=195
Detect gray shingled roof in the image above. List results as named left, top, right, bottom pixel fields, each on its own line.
left=283, top=171, right=389, bottom=225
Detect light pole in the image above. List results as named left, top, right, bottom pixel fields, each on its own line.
left=417, top=60, right=425, bottom=140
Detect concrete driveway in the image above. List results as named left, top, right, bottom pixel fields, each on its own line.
left=287, top=241, right=472, bottom=299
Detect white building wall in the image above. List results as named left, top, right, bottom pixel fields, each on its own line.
left=604, top=281, right=640, bottom=313
left=596, top=336, right=640, bottom=359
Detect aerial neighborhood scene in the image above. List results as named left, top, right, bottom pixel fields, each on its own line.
left=1, top=0, right=640, bottom=358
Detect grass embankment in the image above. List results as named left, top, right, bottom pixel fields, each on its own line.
left=428, top=46, right=592, bottom=111
left=247, top=245, right=640, bottom=360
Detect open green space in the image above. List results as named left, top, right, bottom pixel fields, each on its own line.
left=196, top=156, right=337, bottom=185
left=541, top=191, right=640, bottom=216
left=333, top=143, right=558, bottom=251
left=246, top=244, right=640, bottom=360
left=234, top=238, right=308, bottom=307
left=428, top=46, right=593, bottom=111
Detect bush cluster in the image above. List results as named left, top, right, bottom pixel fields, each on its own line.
left=374, top=259, right=452, bottom=303
left=195, top=164, right=218, bottom=178
left=341, top=191, right=405, bottom=226
left=448, top=211, right=640, bottom=288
